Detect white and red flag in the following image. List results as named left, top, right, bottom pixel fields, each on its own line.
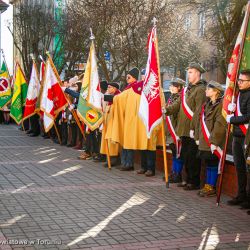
left=139, top=26, right=162, bottom=138
left=222, top=8, right=249, bottom=118
left=23, top=61, right=40, bottom=119
left=40, top=58, right=68, bottom=132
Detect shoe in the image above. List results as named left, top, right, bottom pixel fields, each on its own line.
left=67, top=144, right=73, bottom=147
left=183, top=184, right=200, bottom=191
left=168, top=173, right=176, bottom=183
left=120, top=166, right=134, bottom=171
left=137, top=169, right=147, bottom=174
left=29, top=133, right=39, bottom=137
left=145, top=170, right=155, bottom=177
left=42, top=135, right=50, bottom=139
left=53, top=139, right=60, bottom=144
left=177, top=181, right=187, bottom=187
left=73, top=145, right=82, bottom=150
left=26, top=130, right=33, bottom=134
left=169, top=173, right=182, bottom=183
left=227, top=196, right=246, bottom=206
left=78, top=153, right=91, bottom=160
left=247, top=210, right=250, bottom=215
left=60, top=142, right=67, bottom=146
left=93, top=155, right=106, bottom=162
left=199, top=185, right=216, bottom=197
left=240, top=200, right=250, bottom=209
left=228, top=196, right=246, bottom=205
left=198, top=184, right=210, bottom=196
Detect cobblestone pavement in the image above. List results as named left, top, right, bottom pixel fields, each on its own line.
left=0, top=124, right=249, bottom=250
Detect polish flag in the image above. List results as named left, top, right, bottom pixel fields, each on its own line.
left=139, top=26, right=162, bottom=138
left=23, top=61, right=40, bottom=119
left=40, top=59, right=68, bottom=132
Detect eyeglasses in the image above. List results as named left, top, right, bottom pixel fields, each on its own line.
left=237, top=79, right=250, bottom=84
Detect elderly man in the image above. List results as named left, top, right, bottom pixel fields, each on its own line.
left=110, top=67, right=161, bottom=172
left=100, top=82, right=121, bottom=167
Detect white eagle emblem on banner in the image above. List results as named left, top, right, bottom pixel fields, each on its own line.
left=143, top=70, right=159, bottom=103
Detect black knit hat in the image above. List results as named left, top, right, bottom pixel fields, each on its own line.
left=100, top=80, right=108, bottom=91
left=128, top=67, right=139, bottom=80
left=108, top=82, right=119, bottom=89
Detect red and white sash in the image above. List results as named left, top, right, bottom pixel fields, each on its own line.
left=166, top=116, right=182, bottom=158
left=166, top=99, right=181, bottom=157
left=235, top=93, right=249, bottom=135
left=201, top=105, right=223, bottom=173
left=181, top=87, right=193, bottom=120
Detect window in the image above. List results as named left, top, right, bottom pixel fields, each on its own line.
left=198, top=11, right=206, bottom=37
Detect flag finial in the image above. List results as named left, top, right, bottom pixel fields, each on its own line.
left=152, top=17, right=157, bottom=26
left=30, top=53, right=35, bottom=60
left=39, top=55, right=45, bottom=63
left=90, top=28, right=95, bottom=40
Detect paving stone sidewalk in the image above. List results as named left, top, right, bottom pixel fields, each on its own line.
left=0, top=124, right=249, bottom=250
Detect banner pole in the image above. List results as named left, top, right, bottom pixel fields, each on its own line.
left=46, top=52, right=85, bottom=140
left=153, top=17, right=169, bottom=188
left=217, top=1, right=250, bottom=206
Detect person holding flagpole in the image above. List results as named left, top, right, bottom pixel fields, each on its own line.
left=195, top=81, right=227, bottom=197
left=245, top=120, right=250, bottom=215
left=163, top=78, right=185, bottom=183
left=226, top=69, right=250, bottom=207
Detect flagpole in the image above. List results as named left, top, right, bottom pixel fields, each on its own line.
left=1, top=49, right=11, bottom=79
left=0, top=49, right=12, bottom=109
left=153, top=18, right=169, bottom=188
left=53, top=121, right=62, bottom=144
left=23, top=54, right=40, bottom=121
left=90, top=28, right=111, bottom=170
left=46, top=51, right=86, bottom=140
left=216, top=1, right=250, bottom=206
left=37, top=55, right=45, bottom=116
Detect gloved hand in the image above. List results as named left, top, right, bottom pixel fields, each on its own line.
left=228, top=103, right=236, bottom=112
left=195, top=140, right=199, bottom=146
left=61, top=86, right=66, bottom=92
left=210, top=144, right=216, bottom=153
left=162, top=107, right=166, bottom=114
left=68, top=114, right=72, bottom=120
left=176, top=136, right=180, bottom=141
left=226, top=114, right=234, bottom=123
left=69, top=104, right=75, bottom=111
left=189, top=130, right=194, bottom=138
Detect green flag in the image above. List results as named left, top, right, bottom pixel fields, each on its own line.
left=0, top=61, right=12, bottom=109
left=10, top=63, right=28, bottom=124
left=77, top=42, right=103, bottom=130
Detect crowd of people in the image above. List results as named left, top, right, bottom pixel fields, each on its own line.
left=0, top=62, right=249, bottom=216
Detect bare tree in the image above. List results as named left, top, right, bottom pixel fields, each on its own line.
left=8, top=1, right=64, bottom=78
left=192, top=0, right=248, bottom=76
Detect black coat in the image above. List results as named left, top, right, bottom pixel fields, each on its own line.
left=231, top=88, right=250, bottom=137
